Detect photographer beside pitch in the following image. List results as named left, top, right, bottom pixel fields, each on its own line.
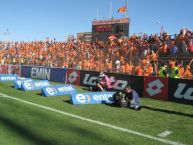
left=90, top=72, right=111, bottom=92
left=114, top=85, right=141, bottom=110
left=89, top=72, right=141, bottom=110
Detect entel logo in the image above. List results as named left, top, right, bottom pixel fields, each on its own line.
left=0, top=76, right=16, bottom=81
left=46, top=87, right=58, bottom=95
left=174, top=83, right=193, bottom=100
left=35, top=82, right=50, bottom=87
left=57, top=86, right=75, bottom=92
left=83, top=74, right=127, bottom=90
left=16, top=80, right=22, bottom=86
left=23, top=82, right=35, bottom=90
left=76, top=94, right=91, bottom=103
left=76, top=93, right=113, bottom=103
left=146, top=79, right=164, bottom=96
left=68, top=71, right=78, bottom=83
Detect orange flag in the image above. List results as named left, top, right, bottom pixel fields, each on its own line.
left=118, top=6, right=126, bottom=13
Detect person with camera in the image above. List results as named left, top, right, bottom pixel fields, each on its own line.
left=90, top=72, right=111, bottom=92
left=114, top=85, right=141, bottom=110
left=96, top=72, right=111, bottom=91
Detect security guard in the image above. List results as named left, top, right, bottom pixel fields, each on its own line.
left=159, top=63, right=168, bottom=77
left=170, top=62, right=180, bottom=78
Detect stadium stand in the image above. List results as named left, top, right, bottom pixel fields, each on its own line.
left=0, top=28, right=192, bottom=79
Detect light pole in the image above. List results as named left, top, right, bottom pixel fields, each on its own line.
left=3, top=29, right=11, bottom=49
left=3, top=29, right=10, bottom=41
left=156, top=21, right=164, bottom=34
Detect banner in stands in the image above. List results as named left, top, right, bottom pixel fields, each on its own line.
left=66, top=69, right=80, bottom=85
left=169, top=78, right=193, bottom=104
left=14, top=78, right=33, bottom=89
left=8, top=65, right=21, bottom=76
left=80, top=70, right=143, bottom=97
left=0, top=65, right=8, bottom=74
left=71, top=92, right=116, bottom=105
left=21, top=66, right=66, bottom=83
left=41, top=84, right=77, bottom=97
left=144, top=77, right=169, bottom=100
left=0, top=64, right=20, bottom=76
left=21, top=80, right=50, bottom=91
left=0, top=74, right=18, bottom=82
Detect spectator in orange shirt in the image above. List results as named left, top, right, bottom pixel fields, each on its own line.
left=178, top=64, right=185, bottom=78
left=184, top=65, right=192, bottom=79
left=169, top=59, right=176, bottom=69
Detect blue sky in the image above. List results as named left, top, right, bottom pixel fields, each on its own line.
left=0, top=0, right=192, bottom=41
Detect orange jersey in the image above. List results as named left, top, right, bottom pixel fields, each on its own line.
left=179, top=67, right=185, bottom=78
left=135, top=66, right=143, bottom=76
left=141, top=59, right=148, bottom=66
left=143, top=69, right=150, bottom=76
left=148, top=65, right=154, bottom=75
left=121, top=65, right=126, bottom=73
left=184, top=69, right=192, bottom=79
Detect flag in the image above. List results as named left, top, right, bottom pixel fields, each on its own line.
left=118, top=6, right=126, bottom=13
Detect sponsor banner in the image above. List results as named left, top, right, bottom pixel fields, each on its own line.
left=80, top=70, right=99, bottom=86
left=21, top=65, right=32, bottom=78
left=80, top=70, right=143, bottom=97
left=66, top=69, right=80, bottom=85
left=168, top=78, right=193, bottom=104
left=14, top=78, right=33, bottom=89
left=71, top=92, right=116, bottom=105
left=17, top=77, right=28, bottom=80
left=0, top=65, right=8, bottom=74
left=41, top=84, right=77, bottom=97
left=49, top=68, right=66, bottom=83
left=21, top=66, right=66, bottom=83
left=144, top=77, right=169, bottom=100
left=21, top=80, right=50, bottom=91
left=92, top=18, right=129, bottom=25
left=0, top=74, right=18, bottom=82
left=8, top=65, right=21, bottom=76
left=0, top=64, right=21, bottom=76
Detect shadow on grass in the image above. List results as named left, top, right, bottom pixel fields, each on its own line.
left=11, top=85, right=15, bottom=88
left=81, top=87, right=93, bottom=92
left=63, top=99, right=72, bottom=104
left=36, top=92, right=43, bottom=96
left=142, top=105, right=193, bottom=118
left=0, top=114, right=127, bottom=145
left=0, top=115, right=59, bottom=145
left=104, top=103, right=120, bottom=108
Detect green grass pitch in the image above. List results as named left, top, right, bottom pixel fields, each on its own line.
left=0, top=82, right=193, bottom=145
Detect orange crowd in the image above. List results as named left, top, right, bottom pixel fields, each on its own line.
left=0, top=28, right=192, bottom=79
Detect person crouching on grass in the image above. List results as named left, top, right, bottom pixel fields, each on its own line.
left=114, top=85, right=141, bottom=110
left=90, top=72, right=111, bottom=92
left=96, top=72, right=111, bottom=91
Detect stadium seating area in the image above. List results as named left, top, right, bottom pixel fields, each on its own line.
left=0, top=28, right=193, bottom=78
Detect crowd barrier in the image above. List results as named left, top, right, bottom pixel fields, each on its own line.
left=21, top=80, right=50, bottom=91
left=144, top=76, right=193, bottom=104
left=0, top=74, right=18, bottom=82
left=21, top=66, right=66, bottom=82
left=0, top=64, right=192, bottom=105
left=41, top=84, right=77, bottom=97
left=0, top=64, right=20, bottom=76
left=71, top=92, right=116, bottom=105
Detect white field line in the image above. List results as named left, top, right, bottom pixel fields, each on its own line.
left=0, top=93, right=185, bottom=145
left=158, top=131, right=173, bottom=138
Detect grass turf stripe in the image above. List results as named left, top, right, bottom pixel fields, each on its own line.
left=0, top=92, right=185, bottom=145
